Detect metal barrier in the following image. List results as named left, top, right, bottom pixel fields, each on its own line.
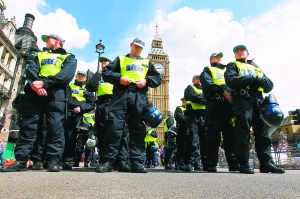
left=217, top=149, right=300, bottom=169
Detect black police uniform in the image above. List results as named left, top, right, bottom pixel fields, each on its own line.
left=86, top=71, right=131, bottom=171
left=98, top=54, right=162, bottom=172
left=62, top=80, right=95, bottom=169
left=30, top=113, right=47, bottom=169
left=183, top=84, right=207, bottom=171
left=225, top=59, right=284, bottom=174
left=1, top=48, right=77, bottom=172
left=174, top=105, right=186, bottom=170
left=73, top=132, right=93, bottom=167
left=201, top=63, right=239, bottom=172
left=163, top=116, right=176, bottom=169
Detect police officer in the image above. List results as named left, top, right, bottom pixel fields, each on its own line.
left=1, top=34, right=77, bottom=172
left=163, top=111, right=176, bottom=169
left=62, top=71, right=95, bottom=169
left=224, top=45, right=285, bottom=174
left=144, top=127, right=158, bottom=168
left=174, top=98, right=186, bottom=170
left=182, top=75, right=207, bottom=172
left=73, top=112, right=95, bottom=167
left=201, top=52, right=239, bottom=172
left=96, top=37, right=162, bottom=173
left=86, top=57, right=131, bottom=172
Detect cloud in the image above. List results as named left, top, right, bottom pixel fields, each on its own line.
left=4, top=0, right=90, bottom=50
left=139, top=0, right=300, bottom=116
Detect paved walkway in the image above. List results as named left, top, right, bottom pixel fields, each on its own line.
left=1, top=165, right=299, bottom=198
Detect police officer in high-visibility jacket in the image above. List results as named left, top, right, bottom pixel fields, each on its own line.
left=1, top=34, right=77, bottom=172
left=97, top=37, right=162, bottom=173
left=62, top=71, right=95, bottom=170
left=225, top=45, right=284, bottom=174
left=73, top=112, right=95, bottom=167
left=144, top=127, right=158, bottom=168
left=200, top=52, right=239, bottom=172
left=182, top=75, right=207, bottom=172
left=86, top=57, right=130, bottom=172
left=174, top=98, right=186, bottom=170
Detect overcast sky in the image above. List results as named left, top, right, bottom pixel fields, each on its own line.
left=4, top=0, right=300, bottom=116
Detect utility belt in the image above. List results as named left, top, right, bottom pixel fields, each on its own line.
left=231, top=88, right=262, bottom=98
left=115, top=84, right=146, bottom=94
left=205, top=93, right=224, bottom=102
left=97, top=95, right=112, bottom=104
left=185, top=105, right=206, bottom=116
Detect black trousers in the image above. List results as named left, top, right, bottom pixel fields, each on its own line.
left=62, top=112, right=82, bottom=163
left=102, top=90, right=147, bottom=163
left=183, top=111, right=207, bottom=167
left=15, top=89, right=66, bottom=162
left=232, top=95, right=273, bottom=167
left=95, top=97, right=130, bottom=164
left=175, top=124, right=185, bottom=162
left=30, top=114, right=47, bottom=163
left=145, top=143, right=156, bottom=165
left=164, top=132, right=176, bottom=166
left=74, top=133, right=92, bottom=163
left=205, top=100, right=238, bottom=167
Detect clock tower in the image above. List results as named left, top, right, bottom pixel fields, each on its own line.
left=147, top=25, right=170, bottom=138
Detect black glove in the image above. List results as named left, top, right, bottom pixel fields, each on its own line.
left=253, top=76, right=264, bottom=87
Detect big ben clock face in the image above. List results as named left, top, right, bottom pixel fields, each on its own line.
left=154, top=62, right=165, bottom=74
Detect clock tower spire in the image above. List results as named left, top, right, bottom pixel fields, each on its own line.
left=147, top=24, right=170, bottom=137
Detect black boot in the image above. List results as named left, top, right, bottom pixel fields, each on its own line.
left=73, top=162, right=80, bottom=167
left=118, top=161, right=131, bottom=172
left=207, top=166, right=217, bottom=172
left=95, top=162, right=113, bottom=173
left=229, top=164, right=240, bottom=172
left=32, top=162, right=45, bottom=170
left=62, top=162, right=72, bottom=170
left=0, top=161, right=27, bottom=172
left=183, top=164, right=194, bottom=172
left=260, top=164, right=285, bottom=174
left=239, top=163, right=254, bottom=174
left=48, top=160, right=60, bottom=172
left=164, top=164, right=173, bottom=170
left=131, top=160, right=147, bottom=173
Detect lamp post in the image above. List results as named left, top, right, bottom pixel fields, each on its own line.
left=95, top=39, right=105, bottom=72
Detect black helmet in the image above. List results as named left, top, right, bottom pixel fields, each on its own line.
left=259, top=94, right=284, bottom=137
left=260, top=103, right=284, bottom=128
left=143, top=100, right=163, bottom=128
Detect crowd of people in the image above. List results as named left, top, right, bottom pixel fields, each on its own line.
left=0, top=33, right=285, bottom=174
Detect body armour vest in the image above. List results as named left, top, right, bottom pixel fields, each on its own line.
left=232, top=61, right=264, bottom=92
left=207, top=66, right=225, bottom=85
left=177, top=106, right=186, bottom=126
left=82, top=112, right=95, bottom=126
left=163, top=117, right=176, bottom=132
left=97, top=78, right=113, bottom=96
left=186, top=84, right=206, bottom=110
left=119, top=55, right=149, bottom=83
left=69, top=82, right=86, bottom=102
left=38, top=52, right=70, bottom=77
left=144, top=128, right=157, bottom=144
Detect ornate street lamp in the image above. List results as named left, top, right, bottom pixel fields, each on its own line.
left=95, top=39, right=105, bottom=72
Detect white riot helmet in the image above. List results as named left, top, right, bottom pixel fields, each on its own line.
left=86, top=134, right=97, bottom=149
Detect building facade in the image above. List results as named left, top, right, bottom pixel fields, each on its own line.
left=0, top=0, right=39, bottom=141
left=147, top=25, right=170, bottom=138
left=0, top=0, right=22, bottom=141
